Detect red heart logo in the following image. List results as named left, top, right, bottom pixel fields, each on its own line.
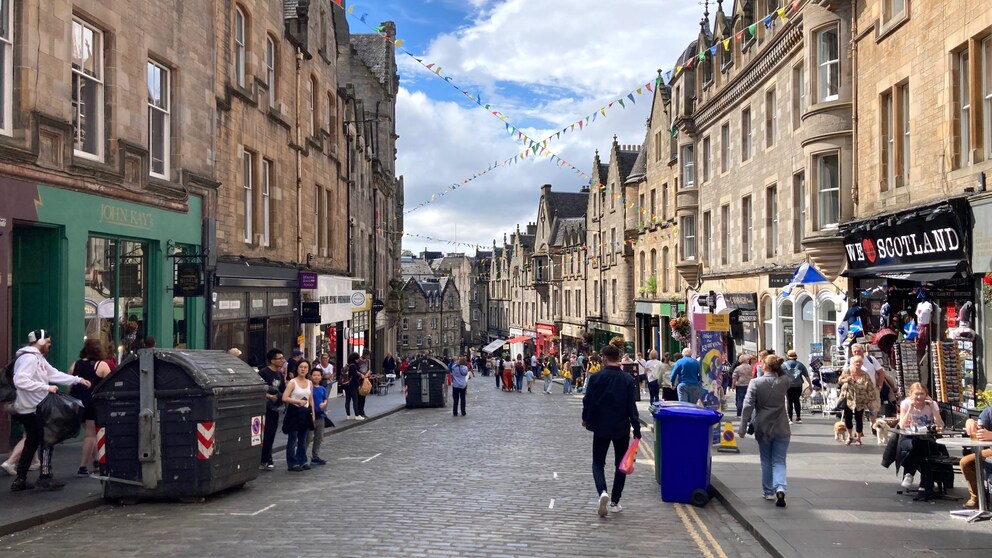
left=862, top=239, right=877, bottom=263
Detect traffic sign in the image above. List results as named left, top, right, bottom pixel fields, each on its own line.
left=371, top=299, right=385, bottom=312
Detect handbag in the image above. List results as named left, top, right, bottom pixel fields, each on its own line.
left=618, top=438, right=639, bottom=475
left=324, top=416, right=335, bottom=428
left=358, top=376, right=372, bottom=396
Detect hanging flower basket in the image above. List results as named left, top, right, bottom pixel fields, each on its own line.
left=983, top=275, right=992, bottom=307
left=669, top=317, right=691, bottom=345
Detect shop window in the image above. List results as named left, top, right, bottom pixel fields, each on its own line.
left=819, top=298, right=837, bottom=360
left=762, top=296, right=774, bottom=350
left=779, top=299, right=794, bottom=352
left=83, top=237, right=150, bottom=360
left=268, top=316, right=294, bottom=353
left=72, top=17, right=104, bottom=160
left=0, top=0, right=13, bottom=136
left=815, top=25, right=840, bottom=102
left=815, top=152, right=840, bottom=229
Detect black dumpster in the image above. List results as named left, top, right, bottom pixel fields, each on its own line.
left=93, top=349, right=267, bottom=502
left=404, top=357, right=449, bottom=408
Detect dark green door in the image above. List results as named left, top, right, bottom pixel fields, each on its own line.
left=12, top=225, right=63, bottom=364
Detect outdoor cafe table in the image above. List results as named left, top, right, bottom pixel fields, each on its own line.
left=889, top=428, right=956, bottom=501
left=936, top=437, right=992, bottom=523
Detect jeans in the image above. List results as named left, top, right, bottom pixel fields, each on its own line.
left=757, top=436, right=790, bottom=496
left=495, top=372, right=501, bottom=388
left=286, top=428, right=309, bottom=468
left=677, top=383, right=701, bottom=404
left=515, top=373, right=524, bottom=392
left=563, top=379, right=572, bottom=394
left=307, top=418, right=325, bottom=461
left=786, top=386, right=803, bottom=421
left=844, top=408, right=864, bottom=434
left=592, top=433, right=631, bottom=503
left=13, top=413, right=53, bottom=479
left=544, top=377, right=552, bottom=393
left=647, top=380, right=660, bottom=403
left=452, top=387, right=466, bottom=415
left=735, top=386, right=748, bottom=416
left=344, top=385, right=357, bottom=416
left=261, top=407, right=280, bottom=465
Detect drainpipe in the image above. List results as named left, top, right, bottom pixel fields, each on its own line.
left=295, top=49, right=304, bottom=264
left=850, top=0, right=859, bottom=208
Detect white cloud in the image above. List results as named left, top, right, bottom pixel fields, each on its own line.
left=396, top=0, right=706, bottom=254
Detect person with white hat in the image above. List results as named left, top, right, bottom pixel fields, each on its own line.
left=9, top=329, right=90, bottom=492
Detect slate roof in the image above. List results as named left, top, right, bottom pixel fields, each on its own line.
left=598, top=163, right=610, bottom=182
left=401, top=259, right=435, bottom=280
left=546, top=191, right=587, bottom=220
left=551, top=217, right=585, bottom=245
left=625, top=132, right=650, bottom=185
left=351, top=34, right=389, bottom=84
left=616, top=149, right=640, bottom=182
left=518, top=234, right=535, bottom=250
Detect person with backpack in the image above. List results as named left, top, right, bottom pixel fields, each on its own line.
left=782, top=350, right=811, bottom=424
left=495, top=355, right=504, bottom=389
left=6, top=329, right=91, bottom=491
left=514, top=355, right=526, bottom=393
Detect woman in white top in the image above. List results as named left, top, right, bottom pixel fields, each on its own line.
left=656, top=353, right=676, bottom=401
left=644, top=350, right=662, bottom=404
left=282, top=360, right=315, bottom=471
left=896, top=382, right=944, bottom=490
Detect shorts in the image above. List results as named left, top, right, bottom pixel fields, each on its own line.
left=82, top=399, right=97, bottom=421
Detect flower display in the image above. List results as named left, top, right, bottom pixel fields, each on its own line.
left=669, top=316, right=691, bottom=345
left=983, top=275, right=992, bottom=307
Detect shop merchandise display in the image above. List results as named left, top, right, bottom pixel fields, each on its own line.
left=894, top=341, right=921, bottom=393
left=932, top=341, right=962, bottom=404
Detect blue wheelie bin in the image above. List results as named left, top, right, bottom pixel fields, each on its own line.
left=653, top=401, right=723, bottom=506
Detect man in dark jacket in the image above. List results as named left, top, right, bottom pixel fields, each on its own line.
left=582, top=343, right=641, bottom=517
left=258, top=349, right=286, bottom=470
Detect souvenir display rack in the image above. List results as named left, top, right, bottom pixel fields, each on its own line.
left=932, top=341, right=962, bottom=404
left=893, top=341, right=921, bottom=394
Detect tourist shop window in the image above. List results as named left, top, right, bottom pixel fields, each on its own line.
left=71, top=18, right=104, bottom=160
left=766, top=184, right=778, bottom=258
left=816, top=25, right=840, bottom=102
left=792, top=63, right=805, bottom=130
left=265, top=35, right=277, bottom=108
left=765, top=88, right=777, bottom=148
left=793, top=171, right=805, bottom=253
left=234, top=6, right=247, bottom=88
left=742, top=195, right=753, bottom=263
left=682, top=215, right=696, bottom=261
left=721, top=122, right=731, bottom=173
left=147, top=61, right=170, bottom=179
left=815, top=152, right=840, bottom=229
left=681, top=145, right=695, bottom=188
left=741, top=107, right=752, bottom=161
left=702, top=136, right=711, bottom=183
left=0, top=0, right=12, bottom=136
left=243, top=150, right=254, bottom=243
left=83, top=237, right=150, bottom=360
left=721, top=204, right=730, bottom=265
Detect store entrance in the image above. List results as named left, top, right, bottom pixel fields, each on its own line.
left=248, top=318, right=267, bottom=367
left=11, top=225, right=61, bottom=360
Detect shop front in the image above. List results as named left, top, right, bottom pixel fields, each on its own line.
left=970, top=193, right=992, bottom=407
left=300, top=273, right=351, bottom=367
left=535, top=322, right=557, bottom=356
left=560, top=323, right=586, bottom=355
left=842, top=198, right=979, bottom=415
left=634, top=301, right=685, bottom=357
left=587, top=320, right=634, bottom=354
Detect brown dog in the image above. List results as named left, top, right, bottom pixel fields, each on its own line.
left=833, top=421, right=849, bottom=442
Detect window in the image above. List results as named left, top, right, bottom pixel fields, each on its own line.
left=147, top=61, right=170, bottom=179
left=793, top=171, right=805, bottom=253
left=742, top=196, right=753, bottom=262
left=721, top=204, right=730, bottom=265
left=654, top=130, right=663, bottom=162
left=901, top=84, right=910, bottom=182
left=610, top=227, right=617, bottom=257
left=766, top=185, right=778, bottom=258
left=662, top=248, right=670, bottom=293
left=593, top=280, right=599, bottom=313
left=417, top=318, right=423, bottom=330
left=960, top=49, right=972, bottom=168
left=610, top=184, right=615, bottom=209
left=265, top=36, right=276, bottom=108
left=721, top=123, right=731, bottom=172
left=662, top=184, right=669, bottom=220
left=401, top=335, right=409, bottom=347
left=576, top=289, right=582, bottom=316
left=816, top=153, right=840, bottom=228
left=234, top=7, right=247, bottom=87
left=721, top=36, right=733, bottom=69
left=407, top=297, right=415, bottom=309
left=793, top=64, right=805, bottom=130
left=639, top=251, right=646, bottom=287
left=242, top=150, right=253, bottom=242
left=611, top=279, right=617, bottom=314
left=816, top=26, right=840, bottom=102
left=882, top=84, right=911, bottom=189
left=984, top=39, right=992, bottom=161
left=682, top=145, right=695, bottom=188
left=881, top=89, right=894, bottom=190
left=682, top=215, right=696, bottom=261
left=741, top=108, right=752, bottom=161
left=702, top=136, right=711, bottom=183
left=416, top=335, right=423, bottom=347
left=309, top=76, right=317, bottom=137
left=702, top=211, right=712, bottom=265
left=0, top=0, right=12, bottom=135
left=883, top=0, right=906, bottom=24
left=765, top=88, right=777, bottom=148
left=650, top=249, right=657, bottom=288
left=71, top=18, right=104, bottom=160
left=649, top=189, right=656, bottom=220
left=402, top=318, right=409, bottom=330
left=262, top=159, right=272, bottom=247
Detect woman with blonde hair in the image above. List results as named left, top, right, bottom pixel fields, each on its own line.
left=838, top=355, right=879, bottom=446
left=895, top=382, right=944, bottom=489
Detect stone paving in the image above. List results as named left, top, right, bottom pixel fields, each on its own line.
left=0, top=378, right=767, bottom=558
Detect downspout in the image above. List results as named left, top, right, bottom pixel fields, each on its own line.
left=850, top=0, right=859, bottom=207
left=295, top=49, right=304, bottom=264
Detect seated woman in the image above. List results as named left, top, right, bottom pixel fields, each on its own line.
left=896, top=382, right=945, bottom=490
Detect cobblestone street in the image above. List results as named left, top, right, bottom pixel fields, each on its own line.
left=0, top=380, right=766, bottom=557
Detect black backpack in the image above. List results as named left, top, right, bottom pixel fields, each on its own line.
left=0, top=354, right=22, bottom=403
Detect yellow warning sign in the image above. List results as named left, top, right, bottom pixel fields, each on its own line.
left=717, top=421, right=740, bottom=453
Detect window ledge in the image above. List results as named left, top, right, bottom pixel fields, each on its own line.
left=229, top=83, right=257, bottom=107
left=267, top=106, right=292, bottom=130
left=877, top=11, right=910, bottom=43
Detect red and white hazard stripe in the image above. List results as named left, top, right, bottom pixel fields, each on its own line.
left=197, top=421, right=215, bottom=460
left=96, top=427, right=106, bottom=464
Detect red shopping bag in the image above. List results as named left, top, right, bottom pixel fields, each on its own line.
left=618, top=438, right=639, bottom=475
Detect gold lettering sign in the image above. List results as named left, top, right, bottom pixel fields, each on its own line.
left=705, top=314, right=730, bottom=332
left=99, top=204, right=154, bottom=231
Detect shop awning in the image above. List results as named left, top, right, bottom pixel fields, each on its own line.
left=843, top=260, right=967, bottom=283
left=482, top=339, right=507, bottom=353
left=506, top=335, right=532, bottom=344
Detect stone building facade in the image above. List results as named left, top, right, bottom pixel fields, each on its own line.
left=398, top=277, right=462, bottom=359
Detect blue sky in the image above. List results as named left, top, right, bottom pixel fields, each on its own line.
left=345, top=0, right=705, bottom=255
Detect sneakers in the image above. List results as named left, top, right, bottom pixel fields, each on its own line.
left=0, top=461, right=15, bottom=476
left=355, top=415, right=367, bottom=421
left=10, top=478, right=33, bottom=492
left=34, top=477, right=66, bottom=491
left=775, top=491, right=786, bottom=508
left=763, top=493, right=776, bottom=501
left=346, top=415, right=353, bottom=420
left=608, top=502, right=623, bottom=513
left=788, top=420, right=793, bottom=425
left=289, top=465, right=302, bottom=472
left=260, top=462, right=275, bottom=471
left=301, top=464, right=311, bottom=471
left=796, top=419, right=803, bottom=424
left=901, top=473, right=915, bottom=489
left=597, top=491, right=609, bottom=517
left=77, top=467, right=90, bottom=477
left=311, top=458, right=327, bottom=466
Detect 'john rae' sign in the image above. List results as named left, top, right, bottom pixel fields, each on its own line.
left=843, top=209, right=968, bottom=270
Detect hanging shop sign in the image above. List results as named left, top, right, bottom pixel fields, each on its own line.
left=843, top=208, right=968, bottom=271
left=299, top=272, right=318, bottom=290
left=536, top=323, right=557, bottom=337
left=722, top=293, right=758, bottom=311
left=300, top=301, right=320, bottom=324
left=174, top=263, right=204, bottom=297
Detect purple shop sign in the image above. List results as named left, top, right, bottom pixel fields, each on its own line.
left=299, top=271, right=318, bottom=290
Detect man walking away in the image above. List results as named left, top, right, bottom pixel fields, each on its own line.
left=514, top=355, right=526, bottom=393
left=495, top=355, right=504, bottom=389
left=671, top=348, right=703, bottom=404
left=258, top=349, right=286, bottom=470
left=731, top=354, right=754, bottom=417
left=782, top=350, right=811, bottom=424
left=451, top=356, right=469, bottom=416
left=10, top=329, right=91, bottom=491
left=582, top=344, right=641, bottom=517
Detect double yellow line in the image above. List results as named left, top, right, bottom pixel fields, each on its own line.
left=636, top=429, right=729, bottom=558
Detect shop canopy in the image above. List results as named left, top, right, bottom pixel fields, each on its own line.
left=482, top=339, right=507, bottom=353
left=506, top=336, right=532, bottom=344
left=843, top=260, right=967, bottom=284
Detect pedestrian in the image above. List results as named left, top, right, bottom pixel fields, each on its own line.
left=308, top=367, right=329, bottom=466
left=530, top=353, right=539, bottom=378
left=502, top=356, right=513, bottom=392
left=451, top=355, right=469, bottom=416
left=654, top=353, right=674, bottom=401
left=731, top=354, right=754, bottom=417
left=670, top=348, right=703, bottom=404
left=782, top=350, right=811, bottom=424
left=495, top=354, right=504, bottom=390
left=838, top=355, right=879, bottom=446
left=542, top=360, right=554, bottom=394
left=382, top=352, right=397, bottom=380
left=514, top=354, right=526, bottom=393
left=347, top=352, right=369, bottom=420
left=635, top=352, right=648, bottom=395
left=287, top=348, right=305, bottom=378
left=738, top=354, right=792, bottom=508
left=525, top=367, right=535, bottom=393
left=960, top=404, right=992, bottom=509
left=562, top=365, right=573, bottom=394
left=315, top=353, right=335, bottom=389
left=340, top=353, right=357, bottom=419
left=895, top=382, right=944, bottom=490
left=644, top=350, right=662, bottom=404
left=281, top=360, right=314, bottom=472
left=9, top=329, right=92, bottom=491
left=68, top=339, right=112, bottom=477
left=582, top=343, right=641, bottom=517
left=258, top=349, right=286, bottom=471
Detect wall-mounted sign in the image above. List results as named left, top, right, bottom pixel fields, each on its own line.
left=843, top=207, right=968, bottom=270
left=174, top=263, right=204, bottom=297
left=299, top=271, right=318, bottom=290
left=767, top=274, right=795, bottom=288
left=300, top=301, right=320, bottom=324
left=705, top=314, right=730, bottom=331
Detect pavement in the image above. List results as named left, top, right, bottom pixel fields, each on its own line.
left=0, top=380, right=407, bottom=537
left=632, top=394, right=992, bottom=558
